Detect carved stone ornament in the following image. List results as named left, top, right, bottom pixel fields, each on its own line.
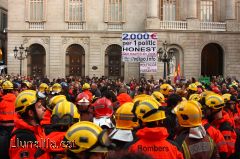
left=62, top=38, right=68, bottom=44
left=82, top=38, right=89, bottom=45
left=42, top=38, right=49, bottom=44
left=102, top=38, right=109, bottom=45
left=23, top=38, right=30, bottom=44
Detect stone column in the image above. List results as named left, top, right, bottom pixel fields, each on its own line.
left=226, top=0, right=235, bottom=20
left=186, top=0, right=199, bottom=30
left=187, top=0, right=197, bottom=19
left=147, top=0, right=158, bottom=18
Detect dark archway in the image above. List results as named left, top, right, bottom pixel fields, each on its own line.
left=66, top=44, right=85, bottom=77
left=105, top=44, right=124, bottom=80
left=201, top=43, right=223, bottom=77
left=28, top=44, right=46, bottom=77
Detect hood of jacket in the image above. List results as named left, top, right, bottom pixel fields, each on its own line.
left=136, top=127, right=169, bottom=140
left=117, top=93, right=132, bottom=106
left=2, top=93, right=16, bottom=102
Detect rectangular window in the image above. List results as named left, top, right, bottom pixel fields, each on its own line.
left=237, top=1, right=240, bottom=22
left=200, top=0, right=213, bottom=22
left=30, top=0, right=44, bottom=21
left=68, top=0, right=85, bottom=22
left=0, top=10, right=7, bottom=31
left=160, top=0, right=177, bottom=21
left=105, top=0, right=124, bottom=22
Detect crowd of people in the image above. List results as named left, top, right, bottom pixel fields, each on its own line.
left=0, top=74, right=239, bottom=159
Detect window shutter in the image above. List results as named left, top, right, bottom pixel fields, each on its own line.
left=104, top=0, right=109, bottom=22
left=65, top=0, right=69, bottom=22
left=160, top=0, right=163, bottom=20
left=176, top=0, right=179, bottom=20
left=122, top=0, right=126, bottom=22
left=43, top=0, right=47, bottom=21
left=83, top=0, right=86, bottom=21
left=25, top=0, right=30, bottom=21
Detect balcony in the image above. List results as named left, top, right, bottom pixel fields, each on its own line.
left=159, top=21, right=187, bottom=30
left=145, top=18, right=232, bottom=31
left=200, top=22, right=226, bottom=31
left=68, top=22, right=86, bottom=30
left=107, top=23, right=123, bottom=31
left=29, top=22, right=45, bottom=30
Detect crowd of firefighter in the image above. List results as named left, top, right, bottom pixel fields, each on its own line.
left=0, top=75, right=239, bottom=159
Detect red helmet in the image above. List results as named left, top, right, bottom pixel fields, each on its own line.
left=212, top=86, right=221, bottom=94
left=91, top=97, right=113, bottom=118
left=76, top=92, right=90, bottom=105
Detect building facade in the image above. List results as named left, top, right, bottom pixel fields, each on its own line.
left=7, top=0, right=240, bottom=81
left=0, top=0, right=7, bottom=66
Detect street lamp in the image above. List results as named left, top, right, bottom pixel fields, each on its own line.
left=13, top=44, right=29, bottom=76
left=157, top=41, right=174, bottom=80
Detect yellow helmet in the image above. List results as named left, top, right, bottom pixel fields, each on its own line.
left=189, top=94, right=201, bottom=102
left=15, top=90, right=38, bottom=114
left=205, top=94, right=225, bottom=110
left=52, top=83, right=62, bottom=94
left=133, top=94, right=160, bottom=107
left=2, top=80, right=13, bottom=90
left=51, top=101, right=80, bottom=125
left=174, top=101, right=202, bottom=127
left=222, top=93, right=231, bottom=103
left=48, top=95, right=67, bottom=111
left=133, top=99, right=166, bottom=123
left=132, top=94, right=149, bottom=103
left=64, top=121, right=110, bottom=153
left=182, top=97, right=187, bottom=101
left=195, top=82, right=202, bottom=87
left=82, top=83, right=90, bottom=90
left=22, top=81, right=32, bottom=88
left=151, top=91, right=165, bottom=103
left=200, top=91, right=215, bottom=99
left=222, top=93, right=237, bottom=104
left=115, top=102, right=138, bottom=130
left=187, top=83, right=198, bottom=92
left=39, top=83, right=49, bottom=93
left=160, top=84, right=174, bottom=96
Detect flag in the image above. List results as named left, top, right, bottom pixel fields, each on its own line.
left=174, top=64, right=181, bottom=83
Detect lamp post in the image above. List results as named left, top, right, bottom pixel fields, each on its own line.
left=13, top=44, right=29, bottom=76
left=157, top=41, right=174, bottom=80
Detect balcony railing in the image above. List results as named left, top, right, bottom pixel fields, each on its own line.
left=68, top=22, right=86, bottom=30
left=200, top=22, right=226, bottom=31
left=107, top=23, right=123, bottom=31
left=29, top=22, right=45, bottom=30
left=159, top=21, right=187, bottom=30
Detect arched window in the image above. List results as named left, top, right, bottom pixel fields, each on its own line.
left=28, top=44, right=46, bottom=77
left=66, top=44, right=85, bottom=77
left=105, top=44, right=124, bottom=79
left=167, top=48, right=180, bottom=76
left=201, top=43, right=223, bottom=76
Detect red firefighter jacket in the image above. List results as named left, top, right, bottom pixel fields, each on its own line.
left=210, top=111, right=237, bottom=157
left=9, top=116, right=50, bottom=159
left=202, top=119, right=228, bottom=155
left=40, top=109, right=51, bottom=126
left=129, top=127, right=184, bottom=159
left=0, top=93, right=16, bottom=123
